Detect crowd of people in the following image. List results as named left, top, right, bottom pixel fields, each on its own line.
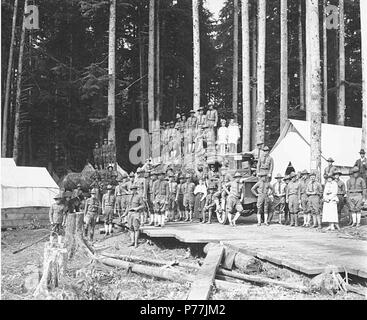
left=48, top=147, right=367, bottom=248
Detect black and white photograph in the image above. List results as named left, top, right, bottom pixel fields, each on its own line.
left=1, top=0, right=367, bottom=302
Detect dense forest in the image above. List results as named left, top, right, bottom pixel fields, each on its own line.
left=1, top=0, right=365, bottom=177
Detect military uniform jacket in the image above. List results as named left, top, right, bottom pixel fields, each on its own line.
left=286, top=181, right=300, bottom=197
left=84, top=197, right=100, bottom=216
left=93, top=147, right=102, bottom=160
left=49, top=203, right=65, bottom=224
left=323, top=165, right=337, bottom=179
left=299, top=179, right=309, bottom=196
left=336, top=179, right=346, bottom=196
left=272, top=181, right=287, bottom=197
left=197, top=114, right=207, bottom=129
left=187, top=116, right=197, bottom=129
left=102, top=193, right=116, bottom=211
left=206, top=109, right=218, bottom=127
left=256, top=155, right=274, bottom=176
left=251, top=181, right=273, bottom=197
left=347, top=177, right=366, bottom=196
left=168, top=181, right=178, bottom=195
left=128, top=193, right=144, bottom=211
left=102, top=143, right=109, bottom=158
left=153, top=180, right=169, bottom=197
left=225, top=181, right=243, bottom=199
left=354, top=158, right=367, bottom=178
left=305, top=180, right=323, bottom=196
left=176, top=183, right=185, bottom=197
left=182, top=182, right=196, bottom=195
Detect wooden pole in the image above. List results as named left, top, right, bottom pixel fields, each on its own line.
left=13, top=0, right=27, bottom=164
left=2, top=0, right=19, bottom=157
left=361, top=0, right=367, bottom=149
left=251, top=14, right=257, bottom=149
left=241, top=0, right=251, bottom=151
left=322, top=0, right=328, bottom=123
left=108, top=0, right=116, bottom=145
left=192, top=0, right=200, bottom=112
left=148, top=0, right=155, bottom=137
left=299, top=0, right=305, bottom=112
left=307, top=0, right=322, bottom=180
left=337, top=0, right=345, bottom=126
left=280, top=0, right=288, bottom=131
left=256, top=0, right=266, bottom=145
left=233, top=0, right=239, bottom=119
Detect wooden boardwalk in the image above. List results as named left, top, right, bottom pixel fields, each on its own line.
left=141, top=222, right=367, bottom=279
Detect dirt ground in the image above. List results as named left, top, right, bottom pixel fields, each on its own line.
left=1, top=224, right=366, bottom=300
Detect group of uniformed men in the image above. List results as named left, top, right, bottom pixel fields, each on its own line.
left=92, top=138, right=116, bottom=170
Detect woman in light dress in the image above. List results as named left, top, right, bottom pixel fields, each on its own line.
left=193, top=178, right=208, bottom=222
left=322, top=174, right=340, bottom=231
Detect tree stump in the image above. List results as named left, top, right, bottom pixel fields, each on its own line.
left=64, top=212, right=88, bottom=260
left=33, top=242, right=67, bottom=298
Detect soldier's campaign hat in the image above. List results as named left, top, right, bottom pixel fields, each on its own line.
left=289, top=172, right=297, bottom=178
left=130, top=184, right=138, bottom=190
left=275, top=173, right=283, bottom=179
left=179, top=175, right=185, bottom=180
left=301, top=170, right=309, bottom=176
left=326, top=174, right=335, bottom=180
left=107, top=185, right=113, bottom=190
left=129, top=172, right=135, bottom=177
left=234, top=172, right=242, bottom=178
left=207, top=185, right=216, bottom=190
left=262, top=146, right=270, bottom=151
left=176, top=113, right=181, bottom=119
left=360, top=149, right=366, bottom=154
left=90, top=189, right=97, bottom=195
left=53, top=193, right=64, bottom=199
left=258, top=172, right=267, bottom=177
left=333, top=170, right=342, bottom=176
left=283, top=175, right=290, bottom=181
left=327, top=157, right=335, bottom=163
left=309, top=170, right=317, bottom=177
left=190, top=109, right=195, bottom=113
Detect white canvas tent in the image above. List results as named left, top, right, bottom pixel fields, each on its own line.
left=270, top=120, right=362, bottom=182
left=1, top=163, right=59, bottom=209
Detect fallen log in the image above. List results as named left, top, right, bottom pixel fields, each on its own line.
left=12, top=234, right=49, bottom=254
left=345, top=284, right=367, bottom=297
left=100, top=251, right=200, bottom=270
left=98, top=256, right=194, bottom=284
left=214, top=279, right=250, bottom=292
left=217, top=268, right=309, bottom=293
left=233, top=253, right=263, bottom=273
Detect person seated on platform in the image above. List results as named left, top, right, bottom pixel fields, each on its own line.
left=251, top=172, right=274, bottom=226
left=217, top=119, right=228, bottom=155
left=202, top=184, right=216, bottom=224
left=194, top=178, right=207, bottom=222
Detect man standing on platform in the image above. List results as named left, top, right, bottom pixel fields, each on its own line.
left=323, top=158, right=337, bottom=181
left=306, top=171, right=323, bottom=229
left=152, top=171, right=169, bottom=227
left=114, top=173, right=129, bottom=223
left=206, top=102, right=218, bottom=132
left=167, top=174, right=178, bottom=222
left=299, top=170, right=310, bottom=227
left=251, top=172, right=273, bottom=226
left=101, top=138, right=109, bottom=169
left=224, top=172, right=244, bottom=227
left=270, top=174, right=286, bottom=224
left=334, top=170, right=346, bottom=227
left=83, top=189, right=100, bottom=241
left=354, top=149, right=367, bottom=184
left=346, top=167, right=367, bottom=227
left=183, top=174, right=196, bottom=222
left=256, top=146, right=274, bottom=180
left=186, top=110, right=197, bottom=153
left=286, top=172, right=300, bottom=227
left=102, top=185, right=116, bottom=237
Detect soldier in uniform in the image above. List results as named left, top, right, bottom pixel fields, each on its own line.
left=175, top=176, right=186, bottom=221
left=83, top=189, right=101, bottom=241
left=183, top=174, right=196, bottom=222
left=256, top=146, right=274, bottom=180
left=354, top=149, right=367, bottom=184
left=224, top=172, right=244, bottom=227
left=270, top=174, right=286, bottom=224
left=114, top=173, right=130, bottom=223
left=93, top=142, right=103, bottom=170
left=124, top=184, right=145, bottom=248
left=299, top=170, right=310, bottom=227
left=154, top=171, right=170, bottom=227
left=166, top=174, right=178, bottom=222
left=286, top=172, right=301, bottom=227
left=283, top=175, right=291, bottom=224
left=214, top=173, right=230, bottom=214
left=49, top=193, right=66, bottom=244
left=196, top=107, right=207, bottom=131
left=186, top=110, right=197, bottom=153
left=323, top=158, right=337, bottom=181
left=251, top=172, right=273, bottom=226
left=334, top=170, right=346, bottom=227
left=101, top=138, right=109, bottom=169
left=346, top=167, right=367, bottom=227
left=147, top=171, right=158, bottom=225
left=102, top=185, right=116, bottom=236
left=203, top=185, right=216, bottom=224
left=306, top=171, right=323, bottom=229
left=206, top=102, right=218, bottom=131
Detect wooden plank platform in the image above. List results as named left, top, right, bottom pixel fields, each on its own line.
left=187, top=244, right=224, bottom=300
left=141, top=222, right=367, bottom=279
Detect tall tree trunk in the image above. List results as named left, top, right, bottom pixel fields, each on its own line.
left=306, top=0, right=322, bottom=179
left=192, top=0, right=200, bottom=112
left=337, top=0, right=345, bottom=125
left=108, top=0, right=116, bottom=147
left=156, top=1, right=161, bottom=123
left=138, top=9, right=145, bottom=130
left=322, top=0, right=328, bottom=123
left=256, top=0, right=266, bottom=145
left=241, top=0, right=251, bottom=151
left=298, top=0, right=305, bottom=112
left=251, top=16, right=257, bottom=149
left=233, top=0, right=239, bottom=119
left=148, top=0, right=155, bottom=136
left=361, top=0, right=367, bottom=149
left=13, top=0, right=27, bottom=164
left=305, top=0, right=311, bottom=121
left=2, top=0, right=19, bottom=157
left=280, top=0, right=288, bottom=131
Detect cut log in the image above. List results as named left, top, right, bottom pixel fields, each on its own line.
left=64, top=213, right=77, bottom=259
left=214, top=279, right=250, bottom=293
left=33, top=242, right=68, bottom=297
left=187, top=244, right=224, bottom=300
left=217, top=268, right=308, bottom=293
left=98, top=256, right=193, bottom=284
left=221, top=248, right=236, bottom=270
left=233, top=252, right=263, bottom=273
left=100, top=251, right=200, bottom=270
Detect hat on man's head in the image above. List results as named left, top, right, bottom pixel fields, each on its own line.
left=301, top=170, right=309, bottom=176
left=327, top=157, right=335, bottom=163
left=333, top=170, right=342, bottom=176
left=198, top=107, right=203, bottom=111
left=352, top=167, right=359, bottom=173
left=130, top=184, right=138, bottom=190
left=309, top=170, right=317, bottom=177
left=234, top=172, right=242, bottom=178
left=360, top=149, right=366, bottom=154
left=107, top=185, right=113, bottom=190
left=176, top=113, right=181, bottom=119
left=190, top=110, right=195, bottom=113
left=275, top=173, right=283, bottom=179
left=129, top=172, right=135, bottom=177
left=258, top=172, right=267, bottom=177
left=283, top=175, right=290, bottom=181
left=263, top=146, right=270, bottom=152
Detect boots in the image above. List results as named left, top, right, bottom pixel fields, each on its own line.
left=317, top=215, right=322, bottom=229
left=289, top=214, right=294, bottom=226
left=264, top=214, right=269, bottom=226
left=351, top=213, right=357, bottom=227
left=128, top=231, right=135, bottom=246
left=134, top=231, right=140, bottom=248
left=256, top=214, right=261, bottom=226
left=294, top=214, right=298, bottom=227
